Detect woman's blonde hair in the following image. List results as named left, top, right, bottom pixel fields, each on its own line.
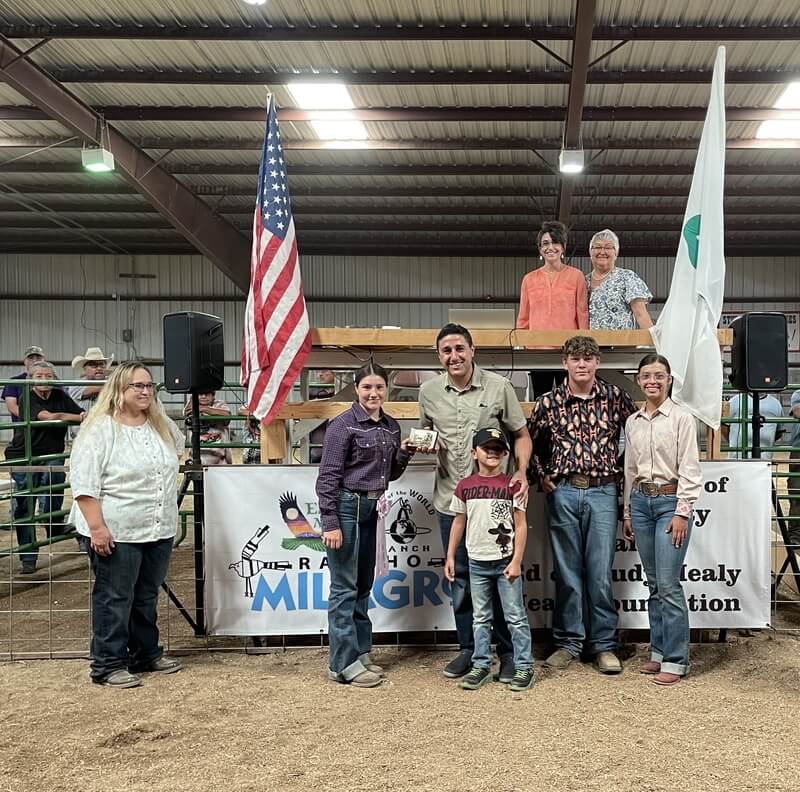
left=80, top=361, right=175, bottom=446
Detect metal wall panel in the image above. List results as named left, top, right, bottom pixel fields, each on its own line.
left=1, top=252, right=798, bottom=370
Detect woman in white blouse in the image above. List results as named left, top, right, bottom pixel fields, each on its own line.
left=69, top=362, right=185, bottom=689
left=622, top=353, right=702, bottom=687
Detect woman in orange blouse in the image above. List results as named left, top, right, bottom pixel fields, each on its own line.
left=517, top=221, right=590, bottom=395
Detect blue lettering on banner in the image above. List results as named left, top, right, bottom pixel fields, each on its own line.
left=250, top=570, right=448, bottom=612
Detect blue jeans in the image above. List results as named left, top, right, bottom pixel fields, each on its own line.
left=326, top=490, right=378, bottom=680
left=469, top=559, right=533, bottom=671
left=437, top=511, right=513, bottom=657
left=11, top=458, right=67, bottom=568
left=631, top=491, right=692, bottom=676
left=88, top=538, right=173, bottom=680
left=545, top=481, right=619, bottom=656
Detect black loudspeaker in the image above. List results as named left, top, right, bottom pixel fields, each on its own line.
left=729, top=312, right=788, bottom=392
left=163, top=311, right=224, bottom=393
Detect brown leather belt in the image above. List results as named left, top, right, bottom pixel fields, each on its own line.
left=564, top=473, right=618, bottom=489
left=352, top=489, right=382, bottom=499
left=637, top=480, right=678, bottom=497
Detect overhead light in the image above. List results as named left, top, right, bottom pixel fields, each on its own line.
left=309, top=112, right=368, bottom=141
left=558, top=148, right=584, bottom=174
left=242, top=0, right=267, bottom=5
left=757, top=82, right=800, bottom=139
left=288, top=82, right=354, bottom=111
left=81, top=147, right=115, bottom=173
left=288, top=82, right=368, bottom=142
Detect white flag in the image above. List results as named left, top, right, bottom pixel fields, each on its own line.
left=650, top=46, right=726, bottom=429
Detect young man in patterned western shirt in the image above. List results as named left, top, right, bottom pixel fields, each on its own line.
left=528, top=335, right=636, bottom=675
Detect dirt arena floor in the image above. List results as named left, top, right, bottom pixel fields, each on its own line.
left=1, top=531, right=800, bottom=792
left=2, top=464, right=800, bottom=792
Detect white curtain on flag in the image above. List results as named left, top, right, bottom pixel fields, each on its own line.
left=650, top=47, right=727, bottom=429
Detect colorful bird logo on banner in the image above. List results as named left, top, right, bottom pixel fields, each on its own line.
left=279, top=492, right=324, bottom=551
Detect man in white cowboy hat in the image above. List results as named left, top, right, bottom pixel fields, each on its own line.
left=67, top=347, right=112, bottom=437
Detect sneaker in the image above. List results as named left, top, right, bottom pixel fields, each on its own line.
left=461, top=666, right=493, bottom=690
left=96, top=669, right=143, bottom=689
left=496, top=653, right=515, bottom=684
left=509, top=668, right=534, bottom=692
left=543, top=648, right=574, bottom=670
left=593, top=651, right=622, bottom=675
left=442, top=648, right=473, bottom=679
left=350, top=670, right=383, bottom=688
left=365, top=662, right=385, bottom=677
left=20, top=564, right=37, bottom=575
left=133, top=656, right=183, bottom=675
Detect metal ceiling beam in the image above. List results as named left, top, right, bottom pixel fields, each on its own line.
left=4, top=218, right=798, bottom=233
left=1, top=241, right=797, bottom=259
left=3, top=105, right=800, bottom=123
left=4, top=183, right=800, bottom=199
left=3, top=204, right=797, bottom=220
left=0, top=37, right=251, bottom=291
left=4, top=135, right=800, bottom=151
left=5, top=136, right=800, bottom=152
left=1, top=162, right=795, bottom=177
left=557, top=0, right=596, bottom=225
left=3, top=23, right=800, bottom=41
left=39, top=67, right=800, bottom=86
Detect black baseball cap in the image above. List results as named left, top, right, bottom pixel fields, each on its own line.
left=472, top=427, right=510, bottom=451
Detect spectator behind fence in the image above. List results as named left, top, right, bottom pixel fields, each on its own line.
left=623, top=353, right=702, bottom=687
left=183, top=391, right=232, bottom=465
left=68, top=347, right=113, bottom=439
left=4, top=361, right=85, bottom=574
left=69, top=361, right=185, bottom=689
left=586, top=229, right=653, bottom=330
left=241, top=412, right=261, bottom=465
left=787, top=389, right=800, bottom=548
left=2, top=345, right=45, bottom=421
left=723, top=392, right=783, bottom=460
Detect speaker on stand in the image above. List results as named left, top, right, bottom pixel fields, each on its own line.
left=163, top=311, right=225, bottom=637
left=729, top=312, right=799, bottom=598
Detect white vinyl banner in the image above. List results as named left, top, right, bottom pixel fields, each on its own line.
left=204, top=461, right=772, bottom=635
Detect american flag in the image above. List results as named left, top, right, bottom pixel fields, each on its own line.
left=241, top=96, right=311, bottom=422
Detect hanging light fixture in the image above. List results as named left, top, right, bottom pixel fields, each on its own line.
left=81, top=116, right=115, bottom=173
left=558, top=148, right=584, bottom=174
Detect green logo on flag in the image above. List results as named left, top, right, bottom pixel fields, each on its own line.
left=682, top=214, right=701, bottom=268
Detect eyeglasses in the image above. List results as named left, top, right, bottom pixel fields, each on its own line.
left=128, top=382, right=156, bottom=392
left=638, top=373, right=669, bottom=382
left=591, top=245, right=616, bottom=252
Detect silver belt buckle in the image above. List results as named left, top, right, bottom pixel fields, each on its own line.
left=366, top=489, right=381, bottom=499
left=570, top=474, right=590, bottom=489
left=639, top=481, right=659, bottom=497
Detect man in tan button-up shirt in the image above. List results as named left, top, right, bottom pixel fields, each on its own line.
left=418, top=323, right=531, bottom=682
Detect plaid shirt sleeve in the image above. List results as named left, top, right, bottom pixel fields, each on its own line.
left=314, top=415, right=352, bottom=533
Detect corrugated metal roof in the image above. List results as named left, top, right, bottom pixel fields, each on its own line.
left=2, top=1, right=800, bottom=262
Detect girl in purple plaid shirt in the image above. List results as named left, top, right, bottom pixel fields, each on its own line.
left=316, top=363, right=415, bottom=688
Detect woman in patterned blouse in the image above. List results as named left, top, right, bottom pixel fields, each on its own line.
left=586, top=229, right=653, bottom=330
left=70, top=362, right=185, bottom=688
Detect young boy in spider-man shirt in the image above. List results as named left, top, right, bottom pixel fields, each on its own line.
left=445, top=427, right=534, bottom=692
